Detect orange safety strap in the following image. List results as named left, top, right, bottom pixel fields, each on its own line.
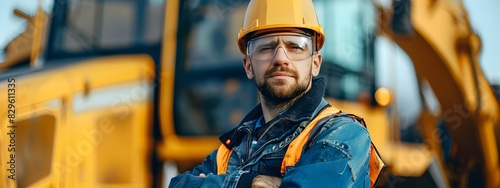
left=216, top=106, right=385, bottom=187
left=280, top=106, right=340, bottom=173
left=368, top=143, right=385, bottom=187
left=216, top=144, right=233, bottom=174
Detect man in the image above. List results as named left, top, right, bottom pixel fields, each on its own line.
left=169, top=0, right=382, bottom=187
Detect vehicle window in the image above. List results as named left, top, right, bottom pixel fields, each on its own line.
left=173, top=0, right=255, bottom=136
left=315, top=0, right=377, bottom=102
left=46, top=0, right=164, bottom=59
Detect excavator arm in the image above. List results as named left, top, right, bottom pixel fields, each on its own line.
left=379, top=0, right=500, bottom=186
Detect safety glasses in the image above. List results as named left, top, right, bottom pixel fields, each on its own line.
left=247, top=35, right=314, bottom=61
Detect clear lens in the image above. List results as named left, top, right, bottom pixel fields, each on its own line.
left=247, top=35, right=313, bottom=61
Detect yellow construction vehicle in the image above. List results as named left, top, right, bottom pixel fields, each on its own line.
left=0, top=1, right=160, bottom=187
left=0, top=0, right=498, bottom=187
left=376, top=0, right=500, bottom=187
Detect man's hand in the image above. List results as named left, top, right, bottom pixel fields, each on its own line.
left=252, top=175, right=282, bottom=188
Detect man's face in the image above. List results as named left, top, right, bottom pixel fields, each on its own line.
left=243, top=32, right=322, bottom=106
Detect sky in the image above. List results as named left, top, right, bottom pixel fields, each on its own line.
left=0, top=1, right=40, bottom=47
left=0, top=0, right=51, bottom=61
left=0, top=0, right=498, bottom=81
left=463, top=0, right=500, bottom=83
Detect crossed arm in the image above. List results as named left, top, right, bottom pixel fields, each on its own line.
left=197, top=173, right=281, bottom=188
left=168, top=155, right=281, bottom=188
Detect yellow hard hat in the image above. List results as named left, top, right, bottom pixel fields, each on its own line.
left=237, top=0, right=325, bottom=55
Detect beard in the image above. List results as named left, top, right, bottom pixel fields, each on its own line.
left=255, top=66, right=311, bottom=108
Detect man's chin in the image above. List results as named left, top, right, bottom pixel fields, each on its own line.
left=261, top=89, right=303, bottom=108
left=268, top=85, right=293, bottom=96
left=266, top=79, right=297, bottom=91
left=265, top=86, right=298, bottom=100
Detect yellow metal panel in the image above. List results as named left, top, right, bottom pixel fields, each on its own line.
left=0, top=54, right=155, bottom=187
left=0, top=98, right=64, bottom=188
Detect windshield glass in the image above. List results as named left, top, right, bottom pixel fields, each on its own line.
left=173, top=0, right=254, bottom=136
left=315, top=0, right=377, bottom=102
left=46, top=0, right=164, bottom=60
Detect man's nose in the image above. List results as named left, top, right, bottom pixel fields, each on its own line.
left=272, top=46, right=289, bottom=65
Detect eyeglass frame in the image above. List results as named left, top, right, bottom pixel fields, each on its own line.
left=245, top=33, right=318, bottom=61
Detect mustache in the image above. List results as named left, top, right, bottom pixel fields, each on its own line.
left=264, top=66, right=297, bottom=79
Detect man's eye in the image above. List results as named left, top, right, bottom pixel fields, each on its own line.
left=289, top=46, right=304, bottom=51
left=259, top=47, right=273, bottom=52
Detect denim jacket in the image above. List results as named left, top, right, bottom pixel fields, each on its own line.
left=169, top=77, right=372, bottom=188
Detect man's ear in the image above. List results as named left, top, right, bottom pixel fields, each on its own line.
left=243, top=57, right=254, bottom=79
left=312, top=52, right=322, bottom=76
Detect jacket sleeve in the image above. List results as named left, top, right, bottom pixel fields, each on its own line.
left=279, top=116, right=372, bottom=188
left=168, top=150, right=228, bottom=188
left=168, top=149, right=257, bottom=188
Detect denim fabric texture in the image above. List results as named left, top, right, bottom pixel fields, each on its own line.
left=169, top=77, right=371, bottom=188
